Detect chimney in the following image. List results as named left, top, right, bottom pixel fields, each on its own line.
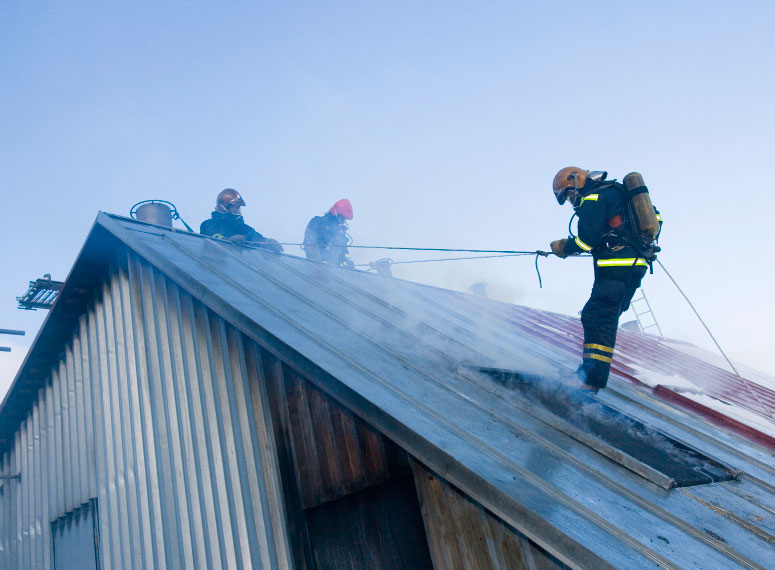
left=135, top=201, right=173, bottom=228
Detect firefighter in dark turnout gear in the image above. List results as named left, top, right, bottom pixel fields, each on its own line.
left=200, top=189, right=283, bottom=253
left=550, top=167, right=662, bottom=391
left=303, top=199, right=354, bottom=267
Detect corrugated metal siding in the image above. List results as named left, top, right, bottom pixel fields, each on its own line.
left=412, top=462, right=568, bottom=570
left=0, top=254, right=292, bottom=569
left=0, top=340, right=97, bottom=569
left=51, top=500, right=99, bottom=570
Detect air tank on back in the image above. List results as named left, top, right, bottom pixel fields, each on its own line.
left=622, top=172, right=660, bottom=242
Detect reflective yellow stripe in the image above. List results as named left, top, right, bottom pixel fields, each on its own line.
left=575, top=236, right=593, bottom=252
left=596, top=258, right=649, bottom=267
left=656, top=214, right=663, bottom=221
left=579, top=194, right=599, bottom=205
left=584, top=343, right=614, bottom=353
left=584, top=353, right=613, bottom=363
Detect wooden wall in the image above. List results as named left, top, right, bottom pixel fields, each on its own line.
left=412, top=462, right=569, bottom=570
left=259, top=351, right=433, bottom=570
left=277, top=366, right=389, bottom=509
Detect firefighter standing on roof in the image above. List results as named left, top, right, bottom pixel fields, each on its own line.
left=303, top=199, right=355, bottom=267
left=550, top=167, right=662, bottom=392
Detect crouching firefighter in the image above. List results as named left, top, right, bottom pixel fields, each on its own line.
left=549, top=167, right=663, bottom=392
left=200, top=188, right=284, bottom=253
left=303, top=199, right=355, bottom=267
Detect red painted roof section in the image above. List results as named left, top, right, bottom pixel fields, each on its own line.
left=493, top=302, right=775, bottom=450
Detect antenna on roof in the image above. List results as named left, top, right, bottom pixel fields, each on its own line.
left=17, top=274, right=63, bottom=311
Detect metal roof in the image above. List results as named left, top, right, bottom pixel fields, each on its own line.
left=473, top=295, right=775, bottom=449
left=3, top=212, right=775, bottom=569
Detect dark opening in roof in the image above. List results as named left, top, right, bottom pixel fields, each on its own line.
left=470, top=367, right=739, bottom=489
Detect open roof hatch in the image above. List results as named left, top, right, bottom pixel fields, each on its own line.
left=464, top=367, right=741, bottom=490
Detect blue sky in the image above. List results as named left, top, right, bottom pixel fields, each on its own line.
left=2, top=1, right=774, bottom=397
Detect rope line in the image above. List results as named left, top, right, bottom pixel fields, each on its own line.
left=240, top=236, right=774, bottom=421
left=278, top=242, right=540, bottom=254
left=657, top=258, right=775, bottom=424
left=276, top=237, right=772, bottom=423
left=535, top=253, right=544, bottom=288
left=280, top=241, right=558, bottom=288
left=354, top=253, right=535, bottom=267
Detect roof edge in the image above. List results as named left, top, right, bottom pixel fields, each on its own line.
left=0, top=214, right=128, bottom=454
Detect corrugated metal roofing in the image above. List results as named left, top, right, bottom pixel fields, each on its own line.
left=488, top=299, right=775, bottom=445
left=464, top=291, right=775, bottom=450
left=2, top=212, right=775, bottom=569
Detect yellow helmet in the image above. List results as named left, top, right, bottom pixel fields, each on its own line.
left=552, top=167, right=588, bottom=205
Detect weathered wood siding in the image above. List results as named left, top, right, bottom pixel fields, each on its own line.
left=412, top=462, right=568, bottom=570
left=261, top=353, right=431, bottom=570
left=280, top=368, right=390, bottom=509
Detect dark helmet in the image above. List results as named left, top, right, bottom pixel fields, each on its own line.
left=329, top=198, right=353, bottom=220
left=216, top=188, right=246, bottom=214
left=552, top=167, right=588, bottom=205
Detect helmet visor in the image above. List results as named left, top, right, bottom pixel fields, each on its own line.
left=553, top=178, right=579, bottom=205
left=226, top=201, right=243, bottom=214
left=553, top=187, right=568, bottom=205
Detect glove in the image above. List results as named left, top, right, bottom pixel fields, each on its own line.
left=229, top=234, right=247, bottom=246
left=550, top=239, right=568, bottom=258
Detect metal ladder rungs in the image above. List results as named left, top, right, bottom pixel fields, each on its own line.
left=629, top=289, right=663, bottom=336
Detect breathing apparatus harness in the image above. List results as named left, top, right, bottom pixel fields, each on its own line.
left=567, top=176, right=661, bottom=273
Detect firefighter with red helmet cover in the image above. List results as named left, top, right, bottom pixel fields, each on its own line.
left=550, top=167, right=662, bottom=392
left=200, top=189, right=283, bottom=253
left=303, top=199, right=355, bottom=267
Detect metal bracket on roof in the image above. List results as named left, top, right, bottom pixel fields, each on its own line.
left=369, top=258, right=394, bottom=277
left=17, top=274, right=63, bottom=310
left=469, top=282, right=488, bottom=297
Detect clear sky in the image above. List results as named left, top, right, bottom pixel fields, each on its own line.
left=2, top=1, right=774, bottom=399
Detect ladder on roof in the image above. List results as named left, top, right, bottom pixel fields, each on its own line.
left=630, top=288, right=663, bottom=336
